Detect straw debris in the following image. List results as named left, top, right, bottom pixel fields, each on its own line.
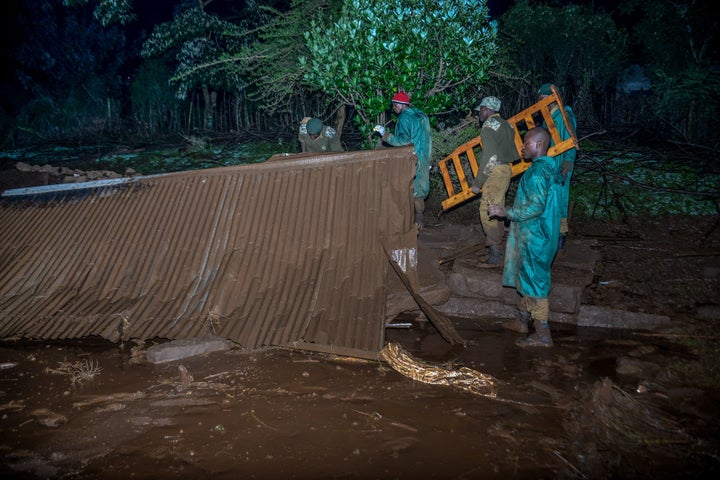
left=380, top=342, right=496, bottom=397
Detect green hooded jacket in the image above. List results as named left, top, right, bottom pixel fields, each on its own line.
left=502, top=155, right=564, bottom=298
left=545, top=105, right=577, bottom=219
left=385, top=107, right=432, bottom=199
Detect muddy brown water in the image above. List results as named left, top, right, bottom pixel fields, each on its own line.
left=2, top=315, right=718, bottom=480
left=2, top=153, right=720, bottom=479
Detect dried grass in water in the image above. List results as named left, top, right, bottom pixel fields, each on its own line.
left=563, top=377, right=692, bottom=478
left=380, top=342, right=496, bottom=397
left=44, top=358, right=103, bottom=386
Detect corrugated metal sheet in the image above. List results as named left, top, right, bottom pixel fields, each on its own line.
left=0, top=147, right=418, bottom=359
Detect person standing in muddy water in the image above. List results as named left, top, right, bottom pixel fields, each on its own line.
left=298, top=117, right=343, bottom=153
left=488, top=127, right=563, bottom=348
left=470, top=96, right=520, bottom=265
left=373, top=91, right=432, bottom=231
left=538, top=83, right=577, bottom=250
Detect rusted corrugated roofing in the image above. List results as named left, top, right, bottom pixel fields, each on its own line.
left=0, top=147, right=419, bottom=359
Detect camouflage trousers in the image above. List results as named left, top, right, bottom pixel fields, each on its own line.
left=479, top=164, right=511, bottom=247
left=519, top=296, right=549, bottom=322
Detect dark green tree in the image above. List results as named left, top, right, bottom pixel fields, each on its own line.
left=301, top=0, right=498, bottom=141
left=62, top=0, right=135, bottom=26
left=129, top=58, right=184, bottom=137
left=13, top=0, right=128, bottom=140
left=141, top=5, right=250, bottom=130
left=498, top=0, right=627, bottom=125
left=243, top=1, right=343, bottom=120
left=620, top=0, right=719, bottom=143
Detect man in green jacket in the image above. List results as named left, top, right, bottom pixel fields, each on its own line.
left=538, top=83, right=577, bottom=249
left=488, top=127, right=563, bottom=348
left=471, top=96, right=520, bottom=265
left=374, top=92, right=432, bottom=230
left=298, top=117, right=343, bottom=153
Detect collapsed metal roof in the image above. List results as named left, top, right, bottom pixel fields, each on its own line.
left=0, top=147, right=419, bottom=359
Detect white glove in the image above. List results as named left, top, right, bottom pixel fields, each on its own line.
left=373, top=125, right=385, bottom=136
left=299, top=117, right=311, bottom=134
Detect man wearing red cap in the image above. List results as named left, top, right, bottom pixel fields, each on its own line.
left=373, top=92, right=432, bottom=230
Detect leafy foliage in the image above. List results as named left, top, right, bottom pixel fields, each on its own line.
left=62, top=0, right=136, bottom=27
left=129, top=59, right=185, bottom=136
left=621, top=0, right=716, bottom=71
left=14, top=0, right=128, bottom=139
left=572, top=150, right=720, bottom=219
left=244, top=0, right=343, bottom=114
left=301, top=0, right=498, bottom=137
left=651, top=65, right=720, bottom=142
left=620, top=0, right=720, bottom=142
left=141, top=7, right=251, bottom=99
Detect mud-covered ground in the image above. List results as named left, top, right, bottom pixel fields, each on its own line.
left=1, top=164, right=720, bottom=479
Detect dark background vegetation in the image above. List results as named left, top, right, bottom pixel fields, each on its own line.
left=0, top=0, right=718, bottom=225
left=0, top=0, right=717, bottom=149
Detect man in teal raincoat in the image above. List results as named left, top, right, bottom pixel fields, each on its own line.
left=488, top=127, right=563, bottom=347
left=374, top=92, right=432, bottom=230
left=538, top=83, right=577, bottom=249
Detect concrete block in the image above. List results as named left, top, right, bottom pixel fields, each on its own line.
left=548, top=282, right=583, bottom=314
left=448, top=265, right=504, bottom=299
left=435, top=297, right=516, bottom=319
left=696, top=305, right=720, bottom=321
left=554, top=238, right=600, bottom=272
left=146, top=335, right=233, bottom=364
left=577, top=305, right=671, bottom=330
left=385, top=283, right=452, bottom=319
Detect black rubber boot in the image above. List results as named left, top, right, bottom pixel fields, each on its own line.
left=515, top=320, right=554, bottom=348
left=502, top=309, right=530, bottom=333
left=486, top=245, right=502, bottom=265
left=415, top=213, right=424, bottom=232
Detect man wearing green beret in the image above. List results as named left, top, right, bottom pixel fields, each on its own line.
left=471, top=96, right=520, bottom=265
left=298, top=117, right=344, bottom=153
left=537, top=83, right=577, bottom=249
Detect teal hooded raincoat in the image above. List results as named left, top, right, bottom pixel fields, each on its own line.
left=545, top=105, right=577, bottom=220
left=385, top=107, right=432, bottom=199
left=502, top=155, right=564, bottom=298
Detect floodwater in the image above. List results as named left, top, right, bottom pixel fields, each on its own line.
left=2, top=315, right=717, bottom=480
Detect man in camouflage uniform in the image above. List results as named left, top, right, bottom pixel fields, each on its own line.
left=471, top=96, right=520, bottom=265
left=298, top=117, right=343, bottom=153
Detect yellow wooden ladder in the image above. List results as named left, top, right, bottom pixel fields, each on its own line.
left=438, top=85, right=579, bottom=211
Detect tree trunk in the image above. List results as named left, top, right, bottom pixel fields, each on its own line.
left=334, top=103, right=347, bottom=140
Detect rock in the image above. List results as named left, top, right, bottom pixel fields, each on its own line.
left=616, top=356, right=660, bottom=377
left=577, top=305, right=672, bottom=330
left=36, top=413, right=68, bottom=428
left=696, top=305, right=720, bottom=321
left=145, top=335, right=233, bottom=364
